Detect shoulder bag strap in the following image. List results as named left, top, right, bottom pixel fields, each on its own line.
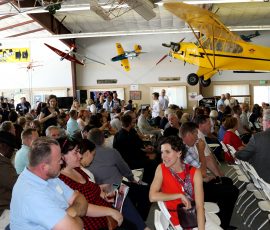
left=169, top=164, right=193, bottom=200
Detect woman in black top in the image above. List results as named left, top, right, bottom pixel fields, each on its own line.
left=39, top=94, right=60, bottom=135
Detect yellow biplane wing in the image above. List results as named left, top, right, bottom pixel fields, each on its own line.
left=121, top=59, right=130, bottom=72
left=163, top=2, right=242, bottom=42
left=116, top=43, right=124, bottom=55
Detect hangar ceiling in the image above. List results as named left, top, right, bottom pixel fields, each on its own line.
left=0, top=0, right=270, bottom=42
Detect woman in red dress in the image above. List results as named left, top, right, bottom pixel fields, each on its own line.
left=223, top=116, right=245, bottom=163
left=149, top=136, right=205, bottom=229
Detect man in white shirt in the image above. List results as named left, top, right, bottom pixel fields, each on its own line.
left=158, top=89, right=169, bottom=112
left=224, top=93, right=237, bottom=108
left=151, top=92, right=162, bottom=126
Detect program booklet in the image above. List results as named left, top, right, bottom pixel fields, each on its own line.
left=114, top=183, right=129, bottom=213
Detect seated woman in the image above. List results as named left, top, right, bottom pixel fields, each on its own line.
left=58, top=138, right=140, bottom=230
left=80, top=138, right=151, bottom=230
left=149, top=135, right=205, bottom=229
left=223, top=116, right=245, bottom=163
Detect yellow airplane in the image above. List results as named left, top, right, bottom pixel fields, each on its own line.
left=160, top=2, right=270, bottom=87
left=111, top=43, right=143, bottom=71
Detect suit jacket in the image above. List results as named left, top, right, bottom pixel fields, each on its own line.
left=235, top=128, right=270, bottom=183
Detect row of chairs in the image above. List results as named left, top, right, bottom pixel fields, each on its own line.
left=154, top=200, right=221, bottom=230
left=221, top=142, right=270, bottom=230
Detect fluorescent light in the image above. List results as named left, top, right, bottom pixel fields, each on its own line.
left=184, top=0, right=264, bottom=3
left=1, top=25, right=270, bottom=41
left=156, top=0, right=265, bottom=5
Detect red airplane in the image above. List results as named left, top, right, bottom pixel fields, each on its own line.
left=44, top=43, right=105, bottom=66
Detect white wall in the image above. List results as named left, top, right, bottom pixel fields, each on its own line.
left=0, top=39, right=72, bottom=89
left=76, top=31, right=270, bottom=85
left=76, top=33, right=198, bottom=86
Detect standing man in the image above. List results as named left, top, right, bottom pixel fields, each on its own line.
left=112, top=92, right=121, bottom=111
left=236, top=108, right=270, bottom=183
left=0, top=131, right=17, bottom=230
left=224, top=93, right=237, bottom=108
left=14, top=128, right=39, bottom=174
left=10, top=137, right=123, bottom=230
left=159, top=89, right=169, bottom=112
left=151, top=92, right=162, bottom=126
left=217, top=94, right=225, bottom=111
left=16, top=97, right=31, bottom=116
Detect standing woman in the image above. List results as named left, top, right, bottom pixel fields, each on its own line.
left=39, top=95, right=60, bottom=135
left=149, top=135, right=205, bottom=230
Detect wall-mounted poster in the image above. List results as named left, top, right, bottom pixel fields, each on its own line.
left=0, top=48, right=30, bottom=63
left=130, top=91, right=141, bottom=100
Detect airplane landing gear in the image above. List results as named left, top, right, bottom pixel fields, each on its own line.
left=199, top=77, right=211, bottom=87
left=187, top=73, right=199, bottom=85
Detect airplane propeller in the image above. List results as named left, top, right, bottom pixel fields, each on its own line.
left=156, top=38, right=185, bottom=66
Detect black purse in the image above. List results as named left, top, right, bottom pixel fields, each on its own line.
left=170, top=164, right=198, bottom=229
left=177, top=200, right=197, bottom=229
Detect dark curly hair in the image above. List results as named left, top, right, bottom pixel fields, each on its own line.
left=158, top=135, right=187, bottom=160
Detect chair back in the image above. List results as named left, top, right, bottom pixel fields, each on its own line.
left=226, top=144, right=236, bottom=157
left=220, top=141, right=228, bottom=152
left=154, top=209, right=177, bottom=230
left=244, top=162, right=261, bottom=189
left=257, top=177, right=270, bottom=201
left=157, top=201, right=177, bottom=230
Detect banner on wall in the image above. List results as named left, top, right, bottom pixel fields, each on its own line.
left=0, top=48, right=30, bottom=63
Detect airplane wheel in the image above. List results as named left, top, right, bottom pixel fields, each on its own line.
left=199, top=77, right=211, bottom=87
left=187, top=73, right=199, bottom=86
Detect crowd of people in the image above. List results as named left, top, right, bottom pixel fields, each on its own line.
left=0, top=90, right=269, bottom=230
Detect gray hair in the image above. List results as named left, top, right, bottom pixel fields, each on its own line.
left=45, top=126, right=60, bottom=137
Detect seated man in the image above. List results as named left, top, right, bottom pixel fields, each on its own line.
left=87, top=128, right=151, bottom=223
left=10, top=137, right=123, bottom=230
left=137, top=108, right=162, bottom=138
left=0, top=131, right=18, bottom=230
left=180, top=122, right=239, bottom=230
left=15, top=128, right=39, bottom=174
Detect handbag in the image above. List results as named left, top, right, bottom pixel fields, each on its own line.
left=106, top=216, right=118, bottom=230
left=170, top=164, right=198, bottom=229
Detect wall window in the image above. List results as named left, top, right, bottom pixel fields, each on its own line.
left=150, top=86, right=187, bottom=109
left=213, top=85, right=249, bottom=96
left=254, top=86, right=270, bottom=105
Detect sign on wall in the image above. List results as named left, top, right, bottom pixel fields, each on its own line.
left=0, top=48, right=30, bottom=63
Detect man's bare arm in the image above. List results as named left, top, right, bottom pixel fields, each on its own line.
left=67, top=191, right=88, bottom=217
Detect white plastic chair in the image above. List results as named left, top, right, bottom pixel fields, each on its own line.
left=154, top=209, right=177, bottom=230
left=256, top=177, right=270, bottom=230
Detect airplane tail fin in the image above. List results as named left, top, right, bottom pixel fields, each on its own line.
left=134, top=44, right=142, bottom=53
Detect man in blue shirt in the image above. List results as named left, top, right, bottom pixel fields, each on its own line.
left=10, top=137, right=123, bottom=230
left=14, top=128, right=39, bottom=174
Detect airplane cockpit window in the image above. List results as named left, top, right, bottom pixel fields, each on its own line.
left=224, top=41, right=243, bottom=53
left=214, top=39, right=223, bottom=51
left=201, top=37, right=212, bottom=50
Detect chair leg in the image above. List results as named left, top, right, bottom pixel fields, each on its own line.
left=238, top=181, right=247, bottom=190
left=228, top=170, right=237, bottom=179
left=241, top=198, right=256, bottom=217
left=236, top=190, right=247, bottom=206
left=248, top=210, right=262, bottom=228
left=237, top=193, right=253, bottom=214
left=225, top=167, right=234, bottom=177
left=257, top=219, right=270, bottom=230
left=244, top=208, right=259, bottom=225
